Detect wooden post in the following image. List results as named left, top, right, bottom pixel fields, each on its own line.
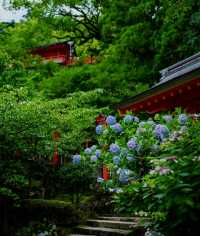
left=103, top=165, right=110, bottom=180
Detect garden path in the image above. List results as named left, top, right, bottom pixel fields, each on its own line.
left=70, top=216, right=146, bottom=236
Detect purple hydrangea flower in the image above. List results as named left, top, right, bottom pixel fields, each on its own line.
left=127, top=138, right=138, bottom=150
left=109, top=143, right=120, bottom=154
left=154, top=124, right=169, bottom=141
left=126, top=155, right=135, bottom=161
left=90, top=155, right=98, bottom=162
left=134, top=116, right=140, bottom=123
left=158, top=167, right=173, bottom=175
left=72, top=155, right=81, bottom=164
left=106, top=115, right=117, bottom=125
left=123, top=115, right=134, bottom=124
left=96, top=125, right=104, bottom=135
left=84, top=148, right=92, bottom=155
left=113, top=156, right=120, bottom=165
left=150, top=167, right=173, bottom=175
left=178, top=114, right=188, bottom=125
left=95, top=149, right=101, bottom=157
left=163, top=115, right=173, bottom=123
left=111, top=123, right=123, bottom=133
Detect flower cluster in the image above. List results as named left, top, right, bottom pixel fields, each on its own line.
left=106, top=115, right=116, bottom=125
left=118, top=168, right=130, bottom=184
left=111, top=123, right=123, bottom=133
left=75, top=112, right=192, bottom=190
left=109, top=143, right=120, bottom=154
left=178, top=114, right=188, bottom=125
left=123, top=114, right=134, bottom=124
left=127, top=138, right=138, bottom=150
left=72, top=155, right=81, bottom=164
left=163, top=115, right=173, bottom=123
left=96, top=124, right=104, bottom=135
left=150, top=166, right=173, bottom=175
left=154, top=124, right=169, bottom=141
left=113, top=156, right=120, bottom=165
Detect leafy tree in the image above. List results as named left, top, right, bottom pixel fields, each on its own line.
left=12, top=0, right=104, bottom=44
left=0, top=85, right=107, bottom=233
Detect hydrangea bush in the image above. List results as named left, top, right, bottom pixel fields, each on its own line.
left=72, top=112, right=194, bottom=185
left=72, top=111, right=200, bottom=236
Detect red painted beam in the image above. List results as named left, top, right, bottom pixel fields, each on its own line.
left=119, top=77, right=200, bottom=114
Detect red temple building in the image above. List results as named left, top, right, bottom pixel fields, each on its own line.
left=31, top=41, right=95, bottom=65
left=117, top=52, right=200, bottom=115
left=31, top=41, right=75, bottom=65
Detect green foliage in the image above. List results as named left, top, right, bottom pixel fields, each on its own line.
left=2, top=0, right=200, bottom=103
left=0, top=87, right=106, bottom=157
left=58, top=162, right=96, bottom=206
left=1, top=1, right=200, bottom=235
left=16, top=221, right=57, bottom=236
left=78, top=111, right=200, bottom=235
left=109, top=115, right=200, bottom=235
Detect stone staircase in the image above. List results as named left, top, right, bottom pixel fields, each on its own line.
left=69, top=216, right=146, bottom=236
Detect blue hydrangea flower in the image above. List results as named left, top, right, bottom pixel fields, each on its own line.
left=109, top=143, right=120, bottom=154
left=84, top=148, right=92, bottom=155
left=118, top=169, right=129, bottom=184
left=90, top=155, right=98, bottom=162
left=139, top=121, right=146, bottom=127
left=113, top=156, right=120, bottom=165
left=123, top=115, right=134, bottom=124
left=90, top=145, right=97, bottom=151
left=127, top=138, right=138, bottom=150
left=134, top=116, right=140, bottom=123
left=72, top=155, right=81, bottom=164
left=96, top=125, right=104, bottom=135
left=126, top=155, right=135, bottom=161
left=120, top=148, right=128, bottom=157
left=97, top=177, right=104, bottom=183
left=163, top=115, right=173, bottom=123
left=111, top=123, right=123, bottom=133
left=106, top=115, right=117, bottom=125
left=95, top=149, right=101, bottom=157
left=154, top=124, right=169, bottom=141
left=178, top=114, right=188, bottom=125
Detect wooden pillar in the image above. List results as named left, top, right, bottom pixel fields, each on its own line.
left=103, top=165, right=110, bottom=180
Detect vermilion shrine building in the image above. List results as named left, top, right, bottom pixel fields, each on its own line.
left=31, top=41, right=94, bottom=65
left=117, top=52, right=200, bottom=115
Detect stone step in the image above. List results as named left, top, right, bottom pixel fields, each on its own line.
left=87, top=219, right=137, bottom=230
left=97, top=216, right=140, bottom=222
left=76, top=226, right=132, bottom=236
left=69, top=235, right=96, bottom=236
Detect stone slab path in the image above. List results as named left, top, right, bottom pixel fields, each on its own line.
left=69, top=216, right=146, bottom=236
